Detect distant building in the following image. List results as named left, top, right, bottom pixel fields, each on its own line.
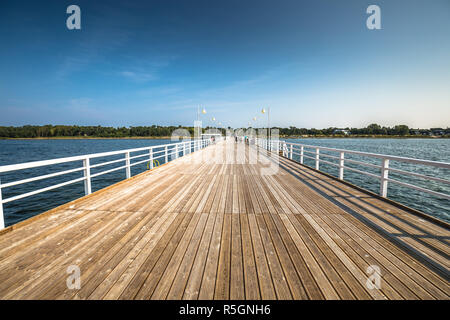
left=201, top=133, right=222, bottom=140
left=430, top=128, right=445, bottom=136
left=333, top=129, right=350, bottom=135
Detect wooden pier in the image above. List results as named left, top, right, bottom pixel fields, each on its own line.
left=0, top=141, right=448, bottom=299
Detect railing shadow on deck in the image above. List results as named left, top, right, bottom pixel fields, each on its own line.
left=276, top=159, right=450, bottom=281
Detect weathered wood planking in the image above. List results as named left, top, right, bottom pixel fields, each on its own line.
left=0, top=141, right=448, bottom=300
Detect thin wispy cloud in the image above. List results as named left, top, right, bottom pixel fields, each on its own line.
left=120, top=70, right=157, bottom=83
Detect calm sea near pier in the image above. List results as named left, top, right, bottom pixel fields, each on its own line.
left=287, top=138, right=449, bottom=223
left=0, top=138, right=449, bottom=226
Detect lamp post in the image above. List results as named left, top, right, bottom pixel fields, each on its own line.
left=262, top=107, right=270, bottom=148
left=196, top=105, right=207, bottom=141
left=197, top=105, right=206, bottom=121
left=210, top=117, right=217, bottom=134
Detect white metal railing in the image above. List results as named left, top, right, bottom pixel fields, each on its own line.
left=0, top=138, right=217, bottom=229
left=255, top=138, right=450, bottom=202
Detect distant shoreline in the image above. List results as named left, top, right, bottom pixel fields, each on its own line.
left=282, top=135, right=449, bottom=139
left=0, top=136, right=174, bottom=140
left=1, top=135, right=448, bottom=140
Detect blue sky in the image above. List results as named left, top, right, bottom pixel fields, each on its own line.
left=0, top=0, right=449, bottom=128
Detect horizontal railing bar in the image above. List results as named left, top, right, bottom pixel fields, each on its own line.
left=302, top=155, right=316, bottom=161
left=0, top=167, right=86, bottom=189
left=2, top=176, right=86, bottom=204
left=90, top=164, right=128, bottom=178
left=128, top=153, right=151, bottom=161
left=340, top=165, right=381, bottom=179
left=301, top=149, right=317, bottom=155
left=90, top=157, right=125, bottom=169
left=315, top=153, right=340, bottom=161
left=283, top=141, right=448, bottom=194
left=388, top=168, right=450, bottom=185
left=258, top=138, right=450, bottom=204
left=344, top=158, right=382, bottom=169
left=0, top=138, right=216, bottom=227
left=283, top=141, right=450, bottom=168
left=152, top=154, right=166, bottom=161
left=0, top=141, right=196, bottom=173
left=316, top=158, right=340, bottom=168
left=387, top=178, right=450, bottom=200
left=150, top=149, right=167, bottom=155
left=286, top=141, right=446, bottom=174
left=129, top=158, right=152, bottom=168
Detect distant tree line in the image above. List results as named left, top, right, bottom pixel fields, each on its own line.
left=275, top=124, right=450, bottom=137
left=0, top=125, right=229, bottom=138
left=0, top=124, right=448, bottom=138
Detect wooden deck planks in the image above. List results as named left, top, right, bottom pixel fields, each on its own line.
left=0, top=140, right=448, bottom=300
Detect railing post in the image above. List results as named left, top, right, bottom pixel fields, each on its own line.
left=183, top=142, right=186, bottom=156
left=165, top=145, right=168, bottom=163
left=149, top=148, right=154, bottom=169
left=175, top=144, right=178, bottom=159
left=83, top=157, right=92, bottom=195
left=0, top=181, right=5, bottom=229
left=315, top=148, right=320, bottom=170
left=300, top=146, right=304, bottom=164
left=290, top=144, right=293, bottom=159
left=339, top=152, right=345, bottom=180
left=125, top=152, right=131, bottom=179
left=380, top=158, right=390, bottom=197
